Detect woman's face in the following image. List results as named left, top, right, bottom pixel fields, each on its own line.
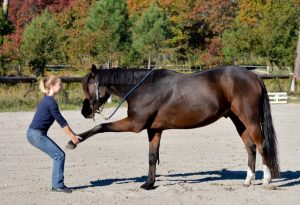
left=51, top=80, right=62, bottom=95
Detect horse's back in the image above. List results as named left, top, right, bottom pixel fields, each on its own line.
left=147, top=66, right=262, bottom=129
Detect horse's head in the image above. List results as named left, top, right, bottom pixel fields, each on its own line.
left=81, top=64, right=110, bottom=119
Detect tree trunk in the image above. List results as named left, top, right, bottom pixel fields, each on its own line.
left=109, top=44, right=112, bottom=69
left=148, top=53, right=151, bottom=69
left=291, top=30, right=300, bottom=92
left=2, top=0, right=8, bottom=17
left=294, top=31, right=300, bottom=78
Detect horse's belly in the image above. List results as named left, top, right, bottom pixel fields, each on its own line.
left=151, top=108, right=224, bottom=129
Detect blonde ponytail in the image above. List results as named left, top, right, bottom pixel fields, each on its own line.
left=39, top=76, right=61, bottom=95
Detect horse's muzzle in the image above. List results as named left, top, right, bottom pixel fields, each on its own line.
left=81, top=98, right=94, bottom=118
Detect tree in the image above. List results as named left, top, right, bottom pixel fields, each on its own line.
left=221, top=21, right=258, bottom=64
left=20, top=10, right=64, bottom=75
left=85, top=0, right=130, bottom=67
left=0, top=9, right=12, bottom=45
left=255, top=0, right=300, bottom=67
left=291, top=30, right=300, bottom=92
left=128, top=0, right=200, bottom=67
left=295, top=31, right=300, bottom=78
left=222, top=0, right=300, bottom=67
left=54, top=0, right=96, bottom=69
left=131, top=3, right=168, bottom=68
left=1, top=0, right=72, bottom=61
left=127, top=0, right=153, bottom=15
left=189, top=0, right=237, bottom=66
left=191, top=0, right=237, bottom=35
left=0, top=7, right=13, bottom=75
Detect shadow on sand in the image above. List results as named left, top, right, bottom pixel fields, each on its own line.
left=70, top=169, right=300, bottom=190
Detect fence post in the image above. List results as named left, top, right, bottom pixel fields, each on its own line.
left=290, top=77, right=296, bottom=92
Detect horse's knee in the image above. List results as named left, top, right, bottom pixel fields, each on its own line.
left=248, top=143, right=256, bottom=155
left=149, top=153, right=158, bottom=165
left=256, top=144, right=265, bottom=155
left=129, top=124, right=144, bottom=133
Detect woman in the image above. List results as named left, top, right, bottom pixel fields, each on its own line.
left=27, top=76, right=81, bottom=193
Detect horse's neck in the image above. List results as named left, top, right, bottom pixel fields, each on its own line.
left=99, top=69, right=154, bottom=98
left=107, top=85, right=134, bottom=98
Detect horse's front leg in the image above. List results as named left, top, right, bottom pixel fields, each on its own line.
left=141, top=129, right=162, bottom=190
left=65, top=124, right=102, bottom=149
left=66, top=117, right=144, bottom=149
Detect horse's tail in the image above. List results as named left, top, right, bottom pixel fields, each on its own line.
left=258, top=77, right=280, bottom=178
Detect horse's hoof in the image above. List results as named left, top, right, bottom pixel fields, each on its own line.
left=243, top=183, right=251, bottom=187
left=262, top=178, right=271, bottom=186
left=65, top=141, right=77, bottom=150
left=140, top=182, right=155, bottom=190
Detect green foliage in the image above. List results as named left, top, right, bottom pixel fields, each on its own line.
left=54, top=0, right=95, bottom=70
left=20, top=10, right=64, bottom=72
left=131, top=3, right=169, bottom=65
left=0, top=9, right=14, bottom=74
left=222, top=22, right=257, bottom=64
left=222, top=0, right=300, bottom=67
left=0, top=10, right=13, bottom=45
left=1, top=0, right=300, bottom=72
left=85, top=0, right=130, bottom=64
left=256, top=1, right=300, bottom=67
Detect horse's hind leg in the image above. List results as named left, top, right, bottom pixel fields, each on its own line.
left=246, top=123, right=272, bottom=185
left=242, top=134, right=257, bottom=186
left=229, top=112, right=256, bottom=186
left=232, top=110, right=272, bottom=185
left=141, top=129, right=162, bottom=190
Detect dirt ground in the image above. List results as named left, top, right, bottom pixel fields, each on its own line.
left=1, top=104, right=300, bottom=205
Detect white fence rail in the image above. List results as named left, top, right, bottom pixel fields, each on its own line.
left=268, top=92, right=288, bottom=104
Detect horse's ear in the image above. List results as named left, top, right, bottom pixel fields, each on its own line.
left=91, top=64, right=97, bottom=75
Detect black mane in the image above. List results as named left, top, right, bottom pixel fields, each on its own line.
left=96, top=68, right=174, bottom=85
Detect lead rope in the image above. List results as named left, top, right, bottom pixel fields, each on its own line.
left=100, top=69, right=155, bottom=120
left=92, top=82, right=100, bottom=121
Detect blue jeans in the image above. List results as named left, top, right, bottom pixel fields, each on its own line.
left=27, top=128, right=65, bottom=188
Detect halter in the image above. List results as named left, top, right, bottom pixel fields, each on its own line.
left=92, top=69, right=155, bottom=120
left=95, top=82, right=99, bottom=100
left=91, top=82, right=106, bottom=120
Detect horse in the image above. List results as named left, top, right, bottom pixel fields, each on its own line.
left=66, top=64, right=280, bottom=190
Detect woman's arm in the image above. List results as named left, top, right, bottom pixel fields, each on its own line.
left=47, top=98, right=81, bottom=144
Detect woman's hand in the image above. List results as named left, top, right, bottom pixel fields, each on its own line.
left=71, top=135, right=82, bottom=145
left=63, top=125, right=82, bottom=145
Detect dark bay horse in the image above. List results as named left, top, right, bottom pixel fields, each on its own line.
left=67, top=65, right=280, bottom=190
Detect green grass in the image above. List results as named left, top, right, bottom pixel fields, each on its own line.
left=0, top=83, right=84, bottom=112
left=0, top=83, right=126, bottom=112
left=263, top=78, right=291, bottom=92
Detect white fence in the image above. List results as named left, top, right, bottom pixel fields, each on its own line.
left=268, top=92, right=288, bottom=104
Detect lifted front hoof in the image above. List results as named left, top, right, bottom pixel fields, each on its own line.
left=65, top=140, right=77, bottom=150
left=140, top=182, right=155, bottom=190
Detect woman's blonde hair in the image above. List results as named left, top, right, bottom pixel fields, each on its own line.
left=39, top=76, right=61, bottom=95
